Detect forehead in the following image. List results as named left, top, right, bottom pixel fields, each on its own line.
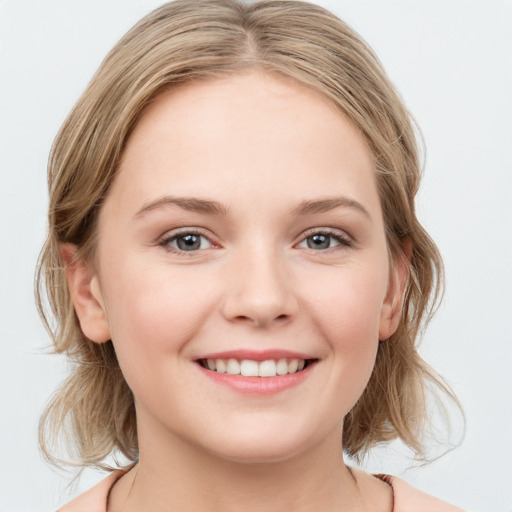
left=107, top=71, right=380, bottom=220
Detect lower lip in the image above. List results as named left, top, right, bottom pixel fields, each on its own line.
left=197, top=363, right=315, bottom=395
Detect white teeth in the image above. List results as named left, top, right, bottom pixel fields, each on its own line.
left=226, top=358, right=241, bottom=375
left=203, top=358, right=310, bottom=377
left=215, top=359, right=226, bottom=373
left=276, top=358, right=288, bottom=375
left=259, top=359, right=277, bottom=377
left=288, top=359, right=299, bottom=373
left=241, top=359, right=259, bottom=377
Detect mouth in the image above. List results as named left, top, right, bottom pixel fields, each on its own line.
left=196, top=357, right=317, bottom=377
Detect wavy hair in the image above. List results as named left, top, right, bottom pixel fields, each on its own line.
left=37, top=0, right=459, bottom=469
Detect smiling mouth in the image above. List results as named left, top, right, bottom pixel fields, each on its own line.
left=197, top=358, right=316, bottom=377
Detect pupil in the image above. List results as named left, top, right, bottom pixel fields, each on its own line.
left=177, top=234, right=200, bottom=251
left=308, top=234, right=329, bottom=249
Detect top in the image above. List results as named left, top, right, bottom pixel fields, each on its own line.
left=57, top=469, right=467, bottom=511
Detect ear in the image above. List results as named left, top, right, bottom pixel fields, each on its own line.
left=379, top=238, right=412, bottom=341
left=60, top=243, right=111, bottom=343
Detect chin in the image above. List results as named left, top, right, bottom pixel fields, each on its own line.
left=195, top=419, right=319, bottom=465
left=207, top=440, right=304, bottom=465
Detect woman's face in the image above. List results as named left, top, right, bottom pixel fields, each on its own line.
left=75, top=72, right=405, bottom=463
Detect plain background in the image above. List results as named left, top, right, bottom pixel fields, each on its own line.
left=0, top=0, right=510, bottom=510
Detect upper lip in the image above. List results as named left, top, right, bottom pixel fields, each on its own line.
left=196, top=349, right=316, bottom=361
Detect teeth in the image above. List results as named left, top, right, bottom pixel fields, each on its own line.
left=203, top=358, right=309, bottom=377
left=276, top=358, right=288, bottom=375
left=259, top=359, right=276, bottom=377
left=288, top=359, right=299, bottom=373
left=240, top=359, right=259, bottom=377
left=226, top=358, right=240, bottom=375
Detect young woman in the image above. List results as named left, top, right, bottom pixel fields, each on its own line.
left=37, top=1, right=466, bottom=510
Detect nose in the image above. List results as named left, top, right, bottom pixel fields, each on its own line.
left=220, top=247, right=299, bottom=328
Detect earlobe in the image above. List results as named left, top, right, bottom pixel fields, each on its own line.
left=379, top=239, right=412, bottom=341
left=60, top=244, right=111, bottom=344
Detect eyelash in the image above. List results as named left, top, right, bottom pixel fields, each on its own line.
left=298, top=228, right=353, bottom=251
left=158, top=228, right=214, bottom=255
left=158, top=227, right=353, bottom=256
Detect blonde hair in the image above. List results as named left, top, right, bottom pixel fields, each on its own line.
left=37, top=0, right=458, bottom=469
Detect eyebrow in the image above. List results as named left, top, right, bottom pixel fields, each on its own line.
left=292, top=197, right=371, bottom=219
left=134, top=195, right=370, bottom=220
left=135, top=196, right=229, bottom=218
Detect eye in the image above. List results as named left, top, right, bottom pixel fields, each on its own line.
left=160, top=230, right=213, bottom=253
left=297, top=229, right=352, bottom=251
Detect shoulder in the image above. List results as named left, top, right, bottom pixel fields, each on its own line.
left=376, top=474, right=468, bottom=512
left=57, top=469, right=127, bottom=512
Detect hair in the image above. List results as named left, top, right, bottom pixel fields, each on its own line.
left=37, top=0, right=460, bottom=469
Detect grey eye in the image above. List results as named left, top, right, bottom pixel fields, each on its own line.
left=170, top=233, right=212, bottom=251
left=298, top=233, right=343, bottom=250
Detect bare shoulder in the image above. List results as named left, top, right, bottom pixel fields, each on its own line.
left=351, top=467, right=394, bottom=512
left=57, top=470, right=128, bottom=512
left=373, top=473, right=468, bottom=512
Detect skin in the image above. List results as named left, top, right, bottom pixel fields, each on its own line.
left=64, top=71, right=408, bottom=511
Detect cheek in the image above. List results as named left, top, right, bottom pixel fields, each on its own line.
left=100, top=260, right=218, bottom=383
left=302, top=263, right=387, bottom=402
left=306, top=263, right=387, bottom=344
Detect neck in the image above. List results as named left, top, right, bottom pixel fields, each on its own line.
left=111, top=417, right=366, bottom=512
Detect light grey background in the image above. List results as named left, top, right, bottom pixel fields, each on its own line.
left=1, top=1, right=510, bottom=510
